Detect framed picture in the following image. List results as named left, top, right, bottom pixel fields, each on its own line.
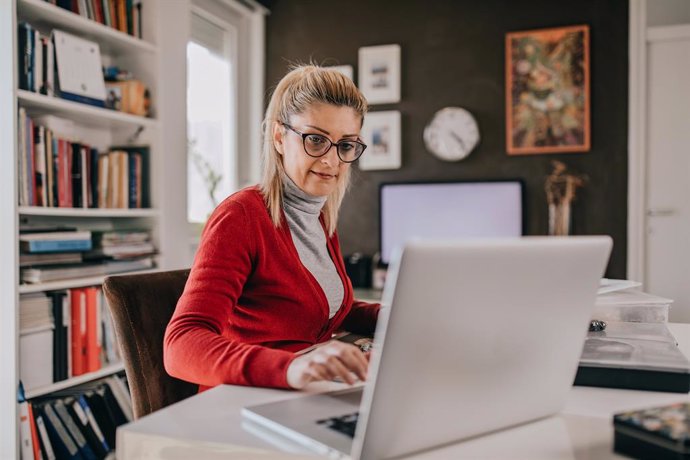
left=329, top=65, right=354, bottom=81
left=358, top=111, right=401, bottom=171
left=505, top=24, right=590, bottom=155
left=358, top=44, right=401, bottom=104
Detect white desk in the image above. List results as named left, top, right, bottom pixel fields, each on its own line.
left=117, top=323, right=690, bottom=460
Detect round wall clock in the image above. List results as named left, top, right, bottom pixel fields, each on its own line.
left=423, top=107, right=480, bottom=161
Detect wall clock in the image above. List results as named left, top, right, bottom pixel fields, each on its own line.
left=423, top=107, right=480, bottom=161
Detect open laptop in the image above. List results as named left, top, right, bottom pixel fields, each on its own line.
left=242, top=236, right=613, bottom=459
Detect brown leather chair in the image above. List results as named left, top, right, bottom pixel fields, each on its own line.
left=102, top=269, right=198, bottom=419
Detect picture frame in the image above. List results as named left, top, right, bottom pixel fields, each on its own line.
left=358, top=110, right=401, bottom=171
left=358, top=44, right=401, bottom=105
left=505, top=24, right=590, bottom=155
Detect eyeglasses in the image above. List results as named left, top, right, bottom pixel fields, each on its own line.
left=281, top=122, right=367, bottom=163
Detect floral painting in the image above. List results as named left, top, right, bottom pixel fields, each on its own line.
left=506, top=25, right=590, bottom=155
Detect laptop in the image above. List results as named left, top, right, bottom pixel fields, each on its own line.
left=242, top=236, right=613, bottom=459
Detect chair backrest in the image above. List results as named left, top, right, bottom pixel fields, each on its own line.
left=102, top=269, right=198, bottom=419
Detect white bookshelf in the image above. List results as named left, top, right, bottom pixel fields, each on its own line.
left=19, top=268, right=161, bottom=294
left=25, top=362, right=125, bottom=399
left=18, top=0, right=157, bottom=55
left=17, top=89, right=158, bottom=130
left=2, top=1, right=169, bottom=457
left=19, top=205, right=160, bottom=217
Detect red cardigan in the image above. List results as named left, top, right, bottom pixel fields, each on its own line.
left=163, top=187, right=380, bottom=390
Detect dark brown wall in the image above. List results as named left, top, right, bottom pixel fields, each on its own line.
left=265, top=0, right=629, bottom=277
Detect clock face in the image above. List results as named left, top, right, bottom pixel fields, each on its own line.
left=423, top=107, right=480, bottom=161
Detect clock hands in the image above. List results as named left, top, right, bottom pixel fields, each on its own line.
left=449, top=130, right=466, bottom=150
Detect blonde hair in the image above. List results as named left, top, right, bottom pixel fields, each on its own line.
left=259, top=64, right=368, bottom=236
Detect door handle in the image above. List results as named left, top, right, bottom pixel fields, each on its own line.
left=647, top=208, right=677, bottom=217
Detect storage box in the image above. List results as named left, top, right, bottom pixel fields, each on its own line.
left=614, top=402, right=690, bottom=459
left=594, top=289, right=673, bottom=323
left=19, top=325, right=54, bottom=391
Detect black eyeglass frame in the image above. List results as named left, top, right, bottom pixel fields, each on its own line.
left=281, top=122, right=367, bottom=163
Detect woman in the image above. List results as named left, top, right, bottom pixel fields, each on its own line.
left=164, top=65, right=380, bottom=391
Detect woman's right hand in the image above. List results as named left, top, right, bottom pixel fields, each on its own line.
left=286, top=340, right=369, bottom=389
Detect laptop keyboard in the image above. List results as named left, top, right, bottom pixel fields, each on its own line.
left=316, top=412, right=359, bottom=438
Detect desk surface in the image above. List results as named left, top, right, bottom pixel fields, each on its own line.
left=117, top=323, right=690, bottom=460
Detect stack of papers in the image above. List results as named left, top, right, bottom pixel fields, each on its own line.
left=594, top=279, right=672, bottom=323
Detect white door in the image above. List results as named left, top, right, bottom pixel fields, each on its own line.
left=646, top=31, right=690, bottom=322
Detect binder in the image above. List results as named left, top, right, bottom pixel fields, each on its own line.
left=28, top=403, right=42, bottom=460
left=83, top=391, right=117, bottom=449
left=105, top=377, right=132, bottom=422
left=50, top=291, right=70, bottom=381
left=53, top=399, right=98, bottom=460
left=70, top=289, right=87, bottom=376
left=66, top=396, right=110, bottom=459
left=18, top=22, right=34, bottom=91
left=39, top=403, right=82, bottom=460
left=35, top=411, right=57, bottom=460
left=85, top=287, right=102, bottom=373
left=18, top=390, right=36, bottom=460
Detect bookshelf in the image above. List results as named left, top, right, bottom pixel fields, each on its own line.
left=17, top=89, right=158, bottom=130
left=19, top=267, right=160, bottom=294
left=25, top=362, right=125, bottom=399
left=2, top=1, right=173, bottom=458
left=19, top=205, right=160, bottom=217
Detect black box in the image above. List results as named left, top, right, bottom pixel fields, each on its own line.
left=614, top=402, right=690, bottom=459
left=344, top=253, right=372, bottom=288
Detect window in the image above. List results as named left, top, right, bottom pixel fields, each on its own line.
left=187, top=10, right=237, bottom=224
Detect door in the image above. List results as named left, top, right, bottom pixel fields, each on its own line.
left=646, top=31, right=690, bottom=322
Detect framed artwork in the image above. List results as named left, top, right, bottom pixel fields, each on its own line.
left=329, top=65, right=354, bottom=81
left=358, top=44, right=401, bottom=104
left=505, top=24, right=590, bottom=155
left=358, top=111, right=401, bottom=171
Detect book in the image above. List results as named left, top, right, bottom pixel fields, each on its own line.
left=20, top=252, right=83, bottom=267
left=21, top=256, right=154, bottom=284
left=614, top=402, right=690, bottom=459
left=18, top=384, right=36, bottom=460
left=20, top=231, right=93, bottom=253
left=19, top=292, right=53, bottom=330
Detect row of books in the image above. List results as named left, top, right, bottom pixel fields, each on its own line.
left=18, top=109, right=150, bottom=209
left=18, top=22, right=55, bottom=96
left=18, top=375, right=133, bottom=460
left=19, top=286, right=121, bottom=392
left=46, top=0, right=143, bottom=39
left=21, top=256, right=155, bottom=284
left=19, top=227, right=156, bottom=284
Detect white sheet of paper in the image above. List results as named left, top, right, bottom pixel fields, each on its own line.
left=53, top=30, right=106, bottom=100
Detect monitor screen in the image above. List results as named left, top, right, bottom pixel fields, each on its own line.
left=379, top=181, right=524, bottom=264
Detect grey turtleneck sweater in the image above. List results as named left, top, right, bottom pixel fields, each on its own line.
left=283, top=175, right=344, bottom=318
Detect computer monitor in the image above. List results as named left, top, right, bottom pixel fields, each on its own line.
left=379, top=180, right=524, bottom=264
